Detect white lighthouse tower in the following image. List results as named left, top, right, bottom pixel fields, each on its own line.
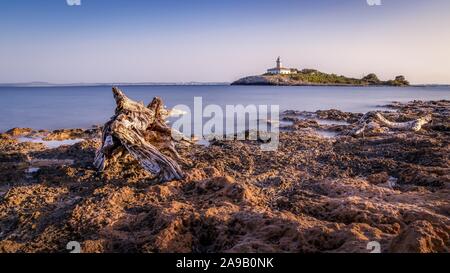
left=276, top=56, right=282, bottom=69
left=267, top=56, right=292, bottom=75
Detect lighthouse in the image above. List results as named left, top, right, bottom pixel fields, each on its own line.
left=276, top=56, right=282, bottom=69
left=267, top=57, right=292, bottom=75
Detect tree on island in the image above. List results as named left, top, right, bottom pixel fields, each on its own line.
left=395, top=75, right=408, bottom=84
left=386, top=75, right=410, bottom=86
left=362, top=73, right=381, bottom=84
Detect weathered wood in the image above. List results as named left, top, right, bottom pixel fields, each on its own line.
left=351, top=112, right=432, bottom=136
left=374, top=112, right=432, bottom=131
left=94, top=87, right=184, bottom=182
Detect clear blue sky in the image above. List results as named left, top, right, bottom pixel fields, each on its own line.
left=1, top=0, right=449, bottom=84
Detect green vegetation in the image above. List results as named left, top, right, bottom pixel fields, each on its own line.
left=386, top=75, right=410, bottom=86
left=287, top=69, right=365, bottom=85
left=263, top=69, right=410, bottom=86
left=362, top=73, right=381, bottom=84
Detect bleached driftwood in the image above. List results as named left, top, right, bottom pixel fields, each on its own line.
left=94, top=87, right=184, bottom=182
left=373, top=113, right=431, bottom=131
left=352, top=112, right=432, bottom=136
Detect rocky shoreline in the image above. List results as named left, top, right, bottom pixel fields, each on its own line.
left=0, top=100, right=448, bottom=253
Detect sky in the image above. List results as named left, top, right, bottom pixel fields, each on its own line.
left=0, top=0, right=449, bottom=84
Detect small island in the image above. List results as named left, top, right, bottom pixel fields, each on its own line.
left=232, top=57, right=409, bottom=86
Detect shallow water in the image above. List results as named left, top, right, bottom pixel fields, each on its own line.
left=294, top=115, right=350, bottom=125
left=314, top=130, right=339, bottom=138
left=26, top=167, right=40, bottom=174
left=17, top=137, right=83, bottom=149
left=195, top=138, right=211, bottom=147
left=1, top=85, right=449, bottom=132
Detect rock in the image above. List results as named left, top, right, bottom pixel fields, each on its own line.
left=6, top=127, right=33, bottom=137
left=43, top=129, right=85, bottom=141
left=368, top=172, right=389, bottom=185
left=82, top=240, right=106, bottom=253
left=203, top=167, right=222, bottom=178
left=390, top=221, right=449, bottom=253
left=231, top=76, right=271, bottom=85
left=315, top=109, right=361, bottom=123
left=197, top=176, right=235, bottom=193
left=0, top=240, right=23, bottom=253
left=0, top=134, right=11, bottom=140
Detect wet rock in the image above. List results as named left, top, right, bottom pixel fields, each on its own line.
left=5, top=128, right=33, bottom=137
left=43, top=128, right=100, bottom=141
left=316, top=109, right=361, bottom=123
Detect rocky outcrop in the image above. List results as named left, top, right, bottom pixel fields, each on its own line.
left=230, top=76, right=272, bottom=85
left=232, top=71, right=410, bottom=86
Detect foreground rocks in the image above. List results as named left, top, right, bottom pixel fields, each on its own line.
left=0, top=100, right=448, bottom=253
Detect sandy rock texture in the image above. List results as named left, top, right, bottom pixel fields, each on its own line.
left=0, top=100, right=448, bottom=253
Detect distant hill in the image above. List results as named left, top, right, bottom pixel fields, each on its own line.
left=232, top=69, right=410, bottom=86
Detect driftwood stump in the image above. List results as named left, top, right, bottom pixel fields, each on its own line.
left=94, top=87, right=184, bottom=182
left=351, top=111, right=432, bottom=136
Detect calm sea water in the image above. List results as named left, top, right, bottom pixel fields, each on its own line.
left=0, top=85, right=449, bottom=132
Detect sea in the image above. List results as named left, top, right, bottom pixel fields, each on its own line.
left=0, top=85, right=449, bottom=132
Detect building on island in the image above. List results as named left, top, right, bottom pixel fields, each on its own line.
left=267, top=57, right=293, bottom=75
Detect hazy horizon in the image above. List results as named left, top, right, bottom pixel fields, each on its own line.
left=1, top=0, right=450, bottom=84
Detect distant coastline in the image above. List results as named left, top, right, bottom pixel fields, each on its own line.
left=0, top=82, right=230, bottom=88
